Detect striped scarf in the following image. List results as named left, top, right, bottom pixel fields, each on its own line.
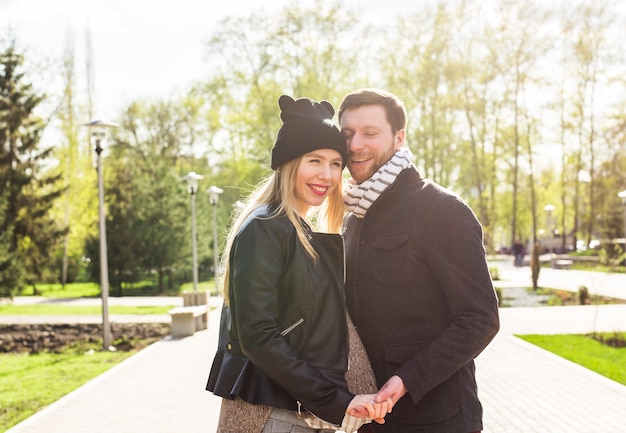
left=344, top=147, right=414, bottom=218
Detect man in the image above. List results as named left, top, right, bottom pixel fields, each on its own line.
left=339, top=88, right=500, bottom=433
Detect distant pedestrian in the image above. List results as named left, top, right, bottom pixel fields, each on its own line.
left=513, top=240, right=525, bottom=267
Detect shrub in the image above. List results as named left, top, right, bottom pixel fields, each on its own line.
left=489, top=267, right=500, bottom=281
left=578, top=285, right=589, bottom=305
left=495, top=287, right=503, bottom=307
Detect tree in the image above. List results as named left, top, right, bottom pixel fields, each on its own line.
left=560, top=1, right=617, bottom=248
left=0, top=191, right=21, bottom=297
left=203, top=1, right=365, bottom=170
left=49, top=31, right=97, bottom=286
left=383, top=3, right=459, bottom=187
left=100, top=98, right=201, bottom=294
left=0, top=38, right=65, bottom=296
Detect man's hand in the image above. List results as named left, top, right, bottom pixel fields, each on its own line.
left=374, top=375, right=408, bottom=411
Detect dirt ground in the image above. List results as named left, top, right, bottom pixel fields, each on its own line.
left=0, top=323, right=171, bottom=354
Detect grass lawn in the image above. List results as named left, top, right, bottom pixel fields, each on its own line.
left=0, top=341, right=142, bottom=432
left=0, top=280, right=212, bottom=431
left=518, top=333, right=626, bottom=386
left=0, top=304, right=173, bottom=315
left=17, top=282, right=101, bottom=298
left=19, top=280, right=218, bottom=298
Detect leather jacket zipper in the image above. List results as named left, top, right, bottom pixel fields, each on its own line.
left=280, top=318, right=304, bottom=336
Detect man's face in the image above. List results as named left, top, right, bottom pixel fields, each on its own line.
left=340, top=104, right=404, bottom=183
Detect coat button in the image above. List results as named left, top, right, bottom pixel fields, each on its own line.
left=227, top=343, right=232, bottom=351
left=360, top=239, right=367, bottom=245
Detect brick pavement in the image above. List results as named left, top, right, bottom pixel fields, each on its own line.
left=5, top=261, right=626, bottom=433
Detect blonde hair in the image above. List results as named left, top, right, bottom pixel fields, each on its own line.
left=221, top=156, right=344, bottom=305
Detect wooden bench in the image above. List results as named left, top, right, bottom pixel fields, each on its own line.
left=168, top=305, right=208, bottom=337
left=553, top=259, right=574, bottom=270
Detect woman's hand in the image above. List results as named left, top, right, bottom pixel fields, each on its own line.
left=346, top=394, right=391, bottom=424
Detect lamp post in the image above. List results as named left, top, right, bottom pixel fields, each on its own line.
left=183, top=171, right=204, bottom=293
left=83, top=120, right=117, bottom=351
left=617, top=189, right=626, bottom=252
left=207, top=186, right=223, bottom=296
left=544, top=204, right=556, bottom=255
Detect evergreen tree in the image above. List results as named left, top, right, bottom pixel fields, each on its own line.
left=0, top=39, right=65, bottom=296
left=0, top=191, right=21, bottom=298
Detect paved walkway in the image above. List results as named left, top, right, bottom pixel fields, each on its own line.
left=4, top=261, right=626, bottom=433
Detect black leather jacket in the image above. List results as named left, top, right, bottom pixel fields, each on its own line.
left=206, top=207, right=352, bottom=424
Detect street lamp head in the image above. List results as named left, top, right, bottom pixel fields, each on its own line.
left=207, top=185, right=224, bottom=205
left=618, top=189, right=626, bottom=205
left=82, top=120, right=118, bottom=153
left=544, top=204, right=555, bottom=213
left=83, top=120, right=118, bottom=138
left=83, top=119, right=119, bottom=129
left=182, top=171, right=204, bottom=194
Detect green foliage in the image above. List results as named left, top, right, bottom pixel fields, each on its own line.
left=17, top=279, right=198, bottom=298
left=3, top=1, right=626, bottom=292
left=518, top=334, right=626, bottom=386
left=203, top=2, right=364, bottom=168
left=530, top=286, right=626, bottom=306
left=20, top=281, right=100, bottom=298
left=178, top=280, right=216, bottom=294
left=0, top=191, right=22, bottom=297
left=90, top=99, right=195, bottom=295
left=489, top=267, right=500, bottom=280
left=570, top=249, right=600, bottom=257
left=0, top=39, right=65, bottom=296
left=578, top=285, right=589, bottom=305
left=494, top=287, right=503, bottom=307
left=48, top=45, right=96, bottom=287
left=600, top=243, right=626, bottom=269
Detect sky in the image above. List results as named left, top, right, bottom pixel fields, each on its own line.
left=1, top=0, right=407, bottom=121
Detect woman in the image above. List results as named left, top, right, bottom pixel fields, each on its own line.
left=207, top=95, right=385, bottom=432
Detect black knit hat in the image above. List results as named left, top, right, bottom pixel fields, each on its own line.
left=270, top=95, right=348, bottom=170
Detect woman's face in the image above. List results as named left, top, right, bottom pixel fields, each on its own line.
left=294, top=148, right=343, bottom=218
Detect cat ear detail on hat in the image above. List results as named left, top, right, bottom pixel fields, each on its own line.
left=319, top=100, right=335, bottom=117
left=279, top=94, right=334, bottom=123
left=278, top=94, right=296, bottom=113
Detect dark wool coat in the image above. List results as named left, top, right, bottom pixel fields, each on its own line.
left=343, top=167, right=500, bottom=433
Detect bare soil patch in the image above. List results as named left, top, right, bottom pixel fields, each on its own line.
left=0, top=323, right=170, bottom=354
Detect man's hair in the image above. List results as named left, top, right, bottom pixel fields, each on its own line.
left=338, top=88, right=407, bottom=134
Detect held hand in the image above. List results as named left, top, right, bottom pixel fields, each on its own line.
left=374, top=375, right=408, bottom=412
left=346, top=394, right=389, bottom=424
